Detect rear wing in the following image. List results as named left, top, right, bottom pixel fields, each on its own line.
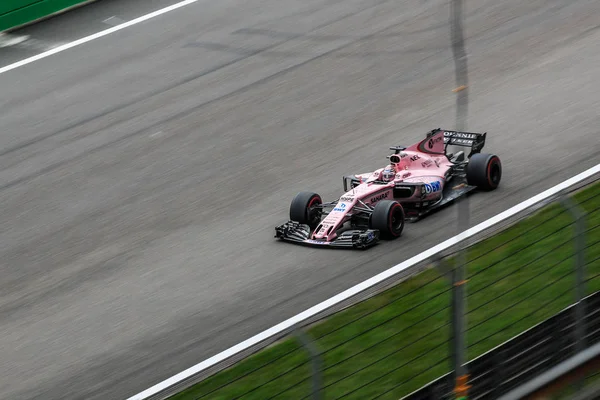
left=434, top=128, right=487, bottom=157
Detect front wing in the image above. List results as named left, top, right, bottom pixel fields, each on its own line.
left=275, top=221, right=380, bottom=249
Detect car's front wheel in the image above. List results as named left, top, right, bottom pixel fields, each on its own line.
left=370, top=200, right=405, bottom=239
left=289, top=191, right=322, bottom=229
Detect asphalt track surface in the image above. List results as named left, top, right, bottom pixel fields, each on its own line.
left=0, top=0, right=599, bottom=399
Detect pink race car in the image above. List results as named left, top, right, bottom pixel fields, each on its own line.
left=275, top=128, right=502, bottom=249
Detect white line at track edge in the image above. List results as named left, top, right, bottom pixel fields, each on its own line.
left=0, top=0, right=200, bottom=75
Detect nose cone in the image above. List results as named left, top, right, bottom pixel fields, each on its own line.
left=311, top=198, right=354, bottom=240
left=312, top=222, right=335, bottom=240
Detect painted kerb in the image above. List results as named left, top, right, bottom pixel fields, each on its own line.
left=127, top=163, right=600, bottom=400
left=0, top=0, right=99, bottom=33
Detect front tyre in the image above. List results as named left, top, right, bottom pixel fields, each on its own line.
left=289, top=191, right=322, bottom=229
left=466, top=153, right=502, bottom=191
left=370, top=200, right=405, bottom=240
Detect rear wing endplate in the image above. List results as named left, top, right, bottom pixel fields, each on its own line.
left=433, top=128, right=487, bottom=157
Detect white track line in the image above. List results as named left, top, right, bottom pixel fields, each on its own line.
left=0, top=0, right=200, bottom=75
left=128, top=163, right=600, bottom=400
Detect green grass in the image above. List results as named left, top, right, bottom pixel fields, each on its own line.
left=172, top=181, right=600, bottom=400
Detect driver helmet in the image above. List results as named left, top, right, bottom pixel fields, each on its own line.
left=381, top=165, right=396, bottom=182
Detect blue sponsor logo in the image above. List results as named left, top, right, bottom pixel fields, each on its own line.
left=424, top=181, right=442, bottom=194
left=333, top=203, right=347, bottom=212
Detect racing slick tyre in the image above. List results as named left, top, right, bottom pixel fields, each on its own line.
left=290, top=191, right=322, bottom=229
left=466, top=153, right=502, bottom=191
left=369, top=200, right=405, bottom=240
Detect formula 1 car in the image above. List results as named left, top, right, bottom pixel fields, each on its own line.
left=275, top=128, right=502, bottom=249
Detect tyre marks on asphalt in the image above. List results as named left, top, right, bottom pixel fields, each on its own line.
left=0, top=0, right=435, bottom=193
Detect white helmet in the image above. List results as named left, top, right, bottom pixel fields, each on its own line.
left=382, top=165, right=396, bottom=182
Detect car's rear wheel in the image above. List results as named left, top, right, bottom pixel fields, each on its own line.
left=370, top=200, right=405, bottom=239
left=290, top=191, right=322, bottom=229
left=466, top=153, right=502, bottom=190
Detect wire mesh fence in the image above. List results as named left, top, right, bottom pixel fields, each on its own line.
left=170, top=179, right=600, bottom=400
left=464, top=186, right=600, bottom=362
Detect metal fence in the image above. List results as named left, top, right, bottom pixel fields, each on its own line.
left=405, top=288, right=600, bottom=400
left=159, top=177, right=600, bottom=400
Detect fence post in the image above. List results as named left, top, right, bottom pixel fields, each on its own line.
left=560, top=194, right=587, bottom=394
left=294, top=328, right=322, bottom=400
left=560, top=195, right=587, bottom=354
left=450, top=0, right=470, bottom=395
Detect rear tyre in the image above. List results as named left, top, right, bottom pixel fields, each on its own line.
left=466, top=153, right=502, bottom=190
left=370, top=200, right=405, bottom=240
left=289, top=191, right=322, bottom=229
